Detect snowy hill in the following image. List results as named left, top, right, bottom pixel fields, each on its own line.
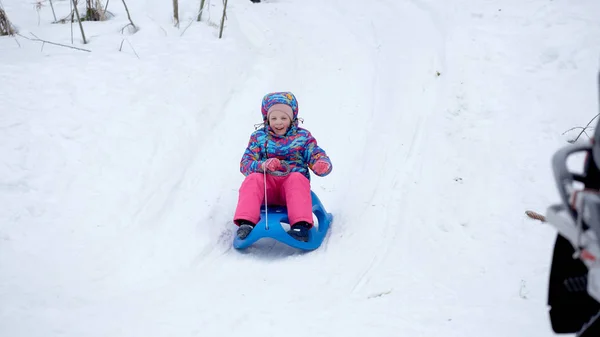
left=2, top=0, right=600, bottom=336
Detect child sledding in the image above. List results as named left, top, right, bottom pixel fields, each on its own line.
left=233, top=92, right=333, bottom=245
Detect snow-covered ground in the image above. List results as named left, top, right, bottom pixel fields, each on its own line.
left=2, top=0, right=600, bottom=336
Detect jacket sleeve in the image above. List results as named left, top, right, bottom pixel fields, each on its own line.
left=304, top=132, right=333, bottom=177
left=240, top=132, right=264, bottom=176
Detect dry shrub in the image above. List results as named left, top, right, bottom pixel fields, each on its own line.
left=0, top=8, right=16, bottom=35
left=85, top=0, right=113, bottom=21
left=57, top=0, right=113, bottom=23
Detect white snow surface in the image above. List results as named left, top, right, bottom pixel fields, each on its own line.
left=2, top=0, right=600, bottom=336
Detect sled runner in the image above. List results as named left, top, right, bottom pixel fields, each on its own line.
left=233, top=190, right=333, bottom=251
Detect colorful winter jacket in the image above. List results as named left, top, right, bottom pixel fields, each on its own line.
left=240, top=124, right=332, bottom=180
left=240, top=91, right=332, bottom=180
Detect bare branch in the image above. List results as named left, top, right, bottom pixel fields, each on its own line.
left=197, top=0, right=206, bottom=21
left=173, top=0, right=179, bottom=28
left=18, top=32, right=91, bottom=52
left=71, top=0, right=87, bottom=43
left=125, top=38, right=139, bottom=59
left=70, top=2, right=73, bottom=43
left=573, top=114, right=599, bottom=142
left=120, top=0, right=138, bottom=33
left=564, top=113, right=600, bottom=143
left=218, top=0, right=228, bottom=38
left=48, top=0, right=57, bottom=22
left=118, top=38, right=139, bottom=59
left=562, top=126, right=586, bottom=135
left=180, top=18, right=194, bottom=36
left=70, top=0, right=73, bottom=43
left=0, top=7, right=16, bottom=35
left=146, top=15, right=166, bottom=36
left=120, top=22, right=135, bottom=34
left=35, top=1, right=42, bottom=26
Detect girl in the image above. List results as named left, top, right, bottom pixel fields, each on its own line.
left=234, top=92, right=333, bottom=242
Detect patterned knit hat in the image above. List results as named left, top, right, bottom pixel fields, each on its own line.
left=261, top=92, right=299, bottom=122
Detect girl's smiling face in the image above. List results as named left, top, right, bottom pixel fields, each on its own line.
left=268, top=110, right=291, bottom=135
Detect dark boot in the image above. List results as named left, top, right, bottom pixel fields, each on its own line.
left=237, top=220, right=255, bottom=239
left=287, top=221, right=311, bottom=242
left=250, top=0, right=261, bottom=3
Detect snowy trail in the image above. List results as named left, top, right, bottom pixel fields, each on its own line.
left=151, top=1, right=450, bottom=335
left=3, top=0, right=599, bottom=336
left=0, top=1, right=477, bottom=335
left=42, top=1, right=449, bottom=335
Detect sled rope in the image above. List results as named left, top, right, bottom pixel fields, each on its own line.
left=261, top=160, right=290, bottom=231
left=264, top=168, right=269, bottom=230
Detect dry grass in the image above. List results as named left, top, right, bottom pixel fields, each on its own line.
left=0, top=8, right=16, bottom=36
left=84, top=0, right=104, bottom=21
left=56, top=0, right=113, bottom=23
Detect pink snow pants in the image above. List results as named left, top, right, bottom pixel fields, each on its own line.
left=234, top=172, right=313, bottom=227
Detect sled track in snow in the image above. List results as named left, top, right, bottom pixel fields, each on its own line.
left=344, top=0, right=447, bottom=296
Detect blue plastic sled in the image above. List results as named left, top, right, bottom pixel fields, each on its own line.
left=233, top=190, right=333, bottom=251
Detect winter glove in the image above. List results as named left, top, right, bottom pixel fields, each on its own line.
left=262, top=158, right=282, bottom=172
left=312, top=160, right=331, bottom=175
